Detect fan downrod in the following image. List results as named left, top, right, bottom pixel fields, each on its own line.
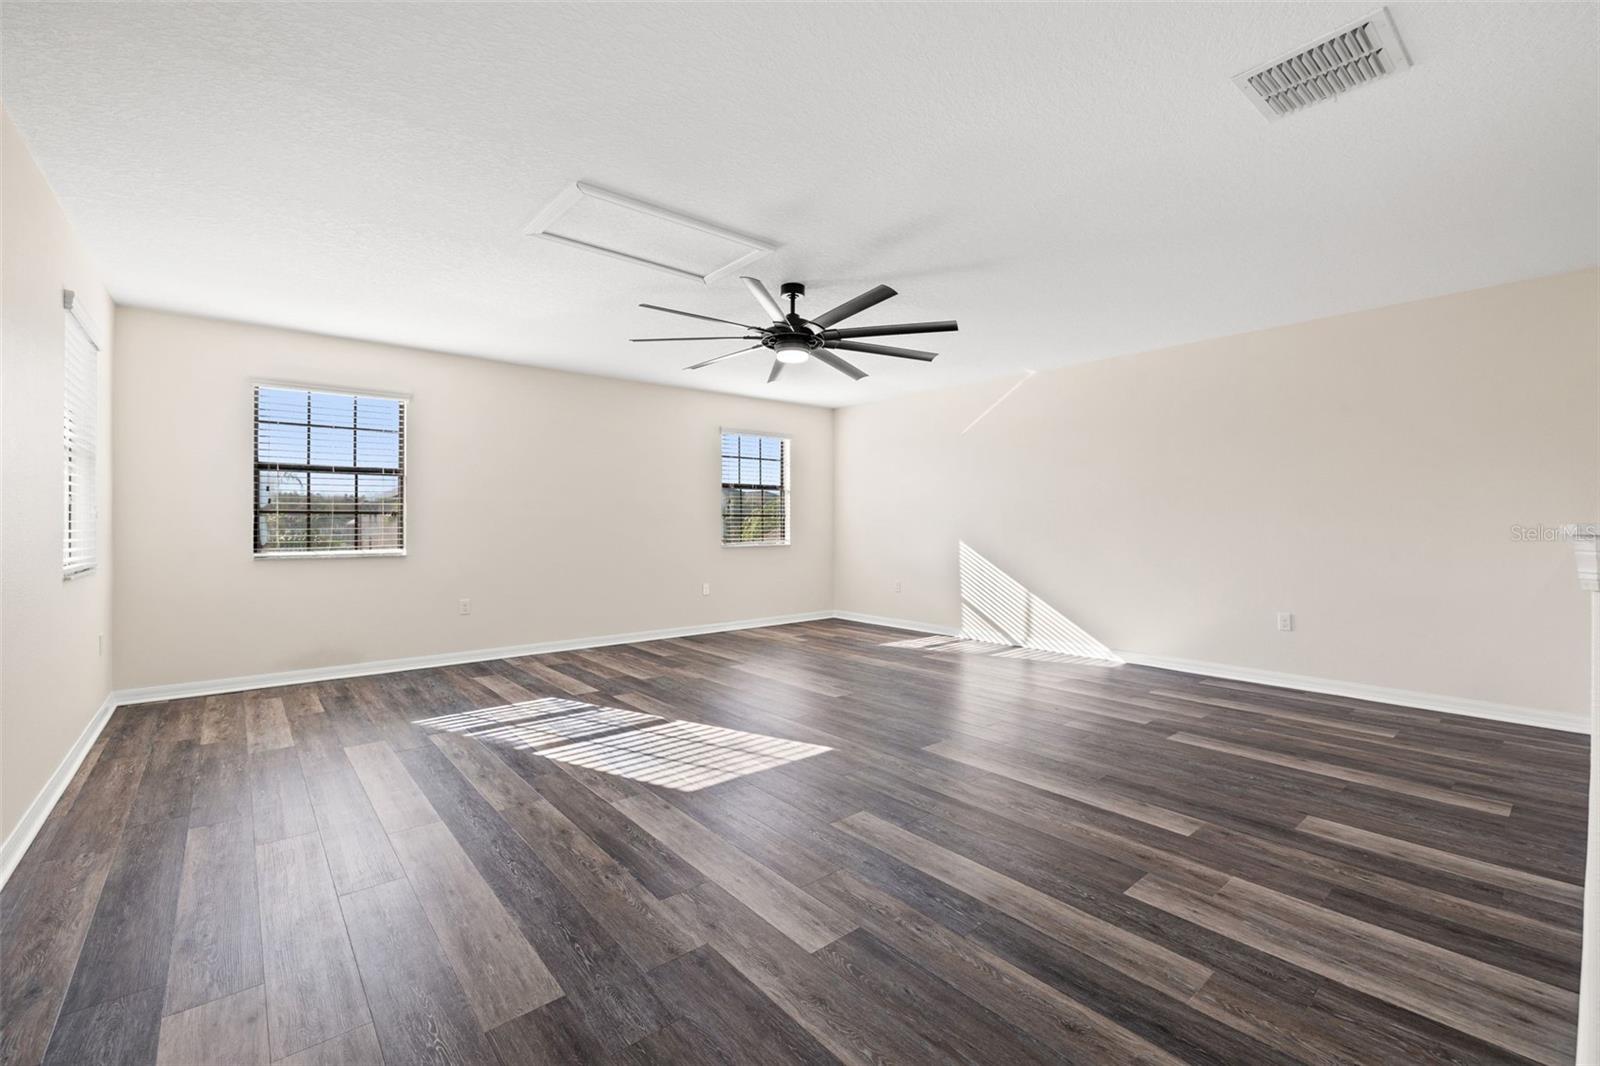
left=780, top=282, right=806, bottom=320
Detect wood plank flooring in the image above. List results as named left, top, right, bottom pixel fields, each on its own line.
left=0, top=620, right=1584, bottom=1065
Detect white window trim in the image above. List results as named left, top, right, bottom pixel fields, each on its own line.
left=254, top=549, right=407, bottom=560
left=251, top=381, right=411, bottom=559
left=719, top=427, right=792, bottom=549
left=62, top=290, right=101, bottom=580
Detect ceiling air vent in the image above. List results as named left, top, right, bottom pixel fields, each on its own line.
left=1233, top=7, right=1412, bottom=120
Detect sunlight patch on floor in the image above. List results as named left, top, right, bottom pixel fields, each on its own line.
left=992, top=646, right=1120, bottom=666
left=540, top=719, right=831, bottom=792
left=880, top=635, right=962, bottom=650
left=476, top=706, right=660, bottom=749
left=411, top=696, right=596, bottom=734
left=412, top=698, right=828, bottom=791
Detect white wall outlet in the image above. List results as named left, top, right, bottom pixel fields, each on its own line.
left=893, top=580, right=903, bottom=593
left=1276, top=611, right=1294, bottom=632
left=458, top=598, right=471, bottom=615
left=702, top=582, right=711, bottom=596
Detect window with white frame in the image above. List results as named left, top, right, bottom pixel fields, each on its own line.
left=254, top=385, right=406, bottom=556
left=721, top=432, right=790, bottom=546
left=62, top=291, right=100, bottom=577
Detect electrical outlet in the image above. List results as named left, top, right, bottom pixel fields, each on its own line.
left=458, top=598, right=471, bottom=616
left=702, top=583, right=711, bottom=596
left=1276, top=611, right=1294, bottom=632
left=893, top=580, right=902, bottom=593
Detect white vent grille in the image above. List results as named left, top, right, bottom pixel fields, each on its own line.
left=1234, top=8, right=1412, bottom=120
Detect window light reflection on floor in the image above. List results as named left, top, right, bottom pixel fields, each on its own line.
left=411, top=695, right=595, bottom=734
left=542, top=719, right=830, bottom=792
left=992, top=646, right=1120, bottom=666
left=881, top=635, right=962, bottom=650
left=412, top=698, right=829, bottom=792
left=477, top=706, right=660, bottom=748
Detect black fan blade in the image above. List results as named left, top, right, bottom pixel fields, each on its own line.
left=766, top=358, right=785, bottom=383
left=810, top=284, right=897, bottom=328
left=823, top=320, right=957, bottom=340
left=741, top=277, right=787, bottom=324
left=686, top=345, right=761, bottom=370
left=631, top=336, right=753, bottom=342
left=812, top=348, right=868, bottom=381
left=640, top=303, right=760, bottom=330
left=827, top=339, right=937, bottom=361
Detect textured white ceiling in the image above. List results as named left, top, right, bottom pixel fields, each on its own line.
left=4, top=2, right=1596, bottom=407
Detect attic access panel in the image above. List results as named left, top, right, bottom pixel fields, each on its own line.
left=523, top=182, right=775, bottom=284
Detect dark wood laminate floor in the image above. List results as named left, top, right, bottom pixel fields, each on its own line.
left=1, top=619, right=1585, bottom=1065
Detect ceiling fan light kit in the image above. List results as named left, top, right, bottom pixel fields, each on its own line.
left=632, top=277, right=958, bottom=383
left=774, top=338, right=812, bottom=364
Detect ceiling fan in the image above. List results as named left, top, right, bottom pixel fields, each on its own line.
left=632, top=277, right=958, bottom=382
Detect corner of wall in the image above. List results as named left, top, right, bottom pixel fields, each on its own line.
left=0, top=107, right=118, bottom=859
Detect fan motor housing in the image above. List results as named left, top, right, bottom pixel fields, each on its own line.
left=761, top=331, right=821, bottom=351
left=634, top=275, right=953, bottom=378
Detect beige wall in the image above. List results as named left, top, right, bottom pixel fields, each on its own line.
left=7, top=155, right=1590, bottom=843
left=835, top=271, right=1600, bottom=720
left=112, top=308, right=834, bottom=689
left=1, top=108, right=116, bottom=841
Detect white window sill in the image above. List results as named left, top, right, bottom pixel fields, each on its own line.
left=254, top=549, right=407, bottom=560
left=722, top=541, right=792, bottom=549
left=63, top=564, right=97, bottom=581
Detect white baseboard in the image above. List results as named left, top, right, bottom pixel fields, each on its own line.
left=1113, top=650, right=1586, bottom=734
left=828, top=611, right=1584, bottom=734
left=0, top=690, right=118, bottom=890
left=3, top=610, right=833, bottom=891
left=113, top=610, right=835, bottom=706
left=6, top=607, right=1579, bottom=892
left=830, top=611, right=960, bottom=637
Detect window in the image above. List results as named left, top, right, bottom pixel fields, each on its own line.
left=63, top=291, right=100, bottom=577
left=721, top=432, right=789, bottom=546
left=254, top=385, right=405, bottom=556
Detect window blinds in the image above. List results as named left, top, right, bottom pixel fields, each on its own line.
left=721, top=432, right=789, bottom=545
left=63, top=292, right=99, bottom=577
left=254, top=385, right=406, bottom=555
